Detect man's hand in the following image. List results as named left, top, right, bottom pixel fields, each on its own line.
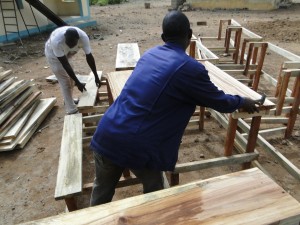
left=241, top=97, right=260, bottom=114
left=76, top=82, right=87, bottom=92
left=94, top=75, right=101, bottom=88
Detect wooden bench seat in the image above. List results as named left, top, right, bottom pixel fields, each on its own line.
left=54, top=114, right=83, bottom=211
left=115, top=43, right=140, bottom=71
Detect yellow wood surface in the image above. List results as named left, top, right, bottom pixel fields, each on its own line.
left=22, top=168, right=300, bottom=225
left=107, top=70, right=133, bottom=101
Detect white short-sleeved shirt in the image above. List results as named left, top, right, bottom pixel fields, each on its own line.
left=45, top=26, right=91, bottom=59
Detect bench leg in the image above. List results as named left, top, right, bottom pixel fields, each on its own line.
left=65, top=197, right=78, bottom=212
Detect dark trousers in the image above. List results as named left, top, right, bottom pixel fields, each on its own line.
left=90, top=151, right=164, bottom=206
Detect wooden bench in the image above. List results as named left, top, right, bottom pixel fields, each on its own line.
left=115, top=43, right=140, bottom=71
left=22, top=168, right=300, bottom=225
left=54, top=114, right=83, bottom=212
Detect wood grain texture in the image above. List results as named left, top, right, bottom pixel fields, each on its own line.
left=21, top=168, right=300, bottom=225
left=0, top=98, right=57, bottom=151
left=115, top=43, right=140, bottom=71
left=107, top=70, right=133, bottom=101
left=55, top=113, right=83, bottom=200
left=77, top=71, right=102, bottom=108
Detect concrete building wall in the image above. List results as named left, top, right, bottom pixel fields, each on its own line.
left=187, top=0, right=283, bottom=10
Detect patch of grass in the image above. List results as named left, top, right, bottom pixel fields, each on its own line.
left=90, top=0, right=124, bottom=6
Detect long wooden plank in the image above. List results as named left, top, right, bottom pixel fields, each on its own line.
left=174, top=152, right=258, bottom=173
left=107, top=70, right=133, bottom=101
left=0, top=91, right=41, bottom=139
left=0, top=70, right=12, bottom=82
left=45, top=74, right=93, bottom=84
left=0, top=76, right=17, bottom=94
left=55, top=113, right=83, bottom=200
left=0, top=79, right=33, bottom=109
left=115, top=43, right=140, bottom=71
left=20, top=168, right=300, bottom=225
left=0, top=98, right=57, bottom=151
left=77, top=71, right=102, bottom=108
left=16, top=98, right=57, bottom=149
left=0, top=87, right=33, bottom=125
left=0, top=103, right=36, bottom=142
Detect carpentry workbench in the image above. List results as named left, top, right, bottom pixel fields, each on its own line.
left=21, top=168, right=300, bottom=225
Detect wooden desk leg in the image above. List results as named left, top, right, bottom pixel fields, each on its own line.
left=123, top=168, right=131, bottom=178
left=242, top=116, right=261, bottom=169
left=65, top=197, right=78, bottom=212
left=224, top=115, right=238, bottom=156
left=199, top=106, right=205, bottom=131
left=166, top=171, right=179, bottom=187
left=106, top=80, right=113, bottom=105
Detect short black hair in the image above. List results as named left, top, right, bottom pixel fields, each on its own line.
left=162, top=11, right=190, bottom=39
left=65, top=28, right=79, bottom=41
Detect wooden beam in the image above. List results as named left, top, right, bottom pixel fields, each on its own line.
left=55, top=114, right=83, bottom=202
left=174, top=152, right=258, bottom=173
left=78, top=71, right=102, bottom=109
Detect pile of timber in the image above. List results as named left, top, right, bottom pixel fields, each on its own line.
left=0, top=67, right=56, bottom=152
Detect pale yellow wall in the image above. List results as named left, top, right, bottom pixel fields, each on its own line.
left=187, top=0, right=282, bottom=10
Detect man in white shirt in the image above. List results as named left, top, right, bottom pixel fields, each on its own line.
left=45, top=26, right=101, bottom=114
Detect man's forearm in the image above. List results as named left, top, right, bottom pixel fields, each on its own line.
left=57, top=56, right=80, bottom=84
left=86, top=53, right=98, bottom=77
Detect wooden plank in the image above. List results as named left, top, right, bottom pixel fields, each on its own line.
left=0, top=87, right=33, bottom=125
left=0, top=91, right=41, bottom=139
left=79, top=105, right=109, bottom=114
left=0, top=79, right=33, bottom=109
left=107, top=70, right=133, bottom=101
left=82, top=114, right=103, bottom=123
left=242, top=127, right=286, bottom=139
left=268, top=42, right=300, bottom=61
left=0, top=76, right=17, bottom=94
left=46, top=74, right=93, bottom=84
left=174, top=152, right=258, bottom=173
left=0, top=98, right=56, bottom=151
left=0, top=103, right=36, bottom=142
left=16, top=98, right=57, bottom=149
left=0, top=70, right=12, bottom=82
left=20, top=168, right=300, bottom=225
left=77, top=71, right=102, bottom=108
left=115, top=43, right=140, bottom=71
left=55, top=113, right=83, bottom=200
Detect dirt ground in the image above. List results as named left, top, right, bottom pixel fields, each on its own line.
left=0, top=1, right=300, bottom=224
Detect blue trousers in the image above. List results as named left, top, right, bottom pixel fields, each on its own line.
left=90, top=151, right=164, bottom=206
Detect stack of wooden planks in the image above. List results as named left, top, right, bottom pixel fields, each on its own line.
left=0, top=67, right=56, bottom=152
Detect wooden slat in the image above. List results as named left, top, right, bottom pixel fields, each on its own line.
left=20, top=168, right=300, bottom=225
left=115, top=43, right=140, bottom=71
left=0, top=87, right=33, bottom=125
left=0, top=91, right=41, bottom=139
left=16, top=98, right=57, bottom=149
left=0, top=76, right=17, bottom=94
left=0, top=70, right=12, bottom=82
left=0, top=79, right=33, bottom=109
left=174, top=152, right=258, bottom=173
left=107, top=70, right=133, bottom=101
left=0, top=98, right=57, bottom=151
left=0, top=103, right=36, bottom=142
left=77, top=71, right=102, bottom=108
left=55, top=113, right=83, bottom=200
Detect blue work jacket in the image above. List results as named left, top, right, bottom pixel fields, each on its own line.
left=90, top=42, right=244, bottom=171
